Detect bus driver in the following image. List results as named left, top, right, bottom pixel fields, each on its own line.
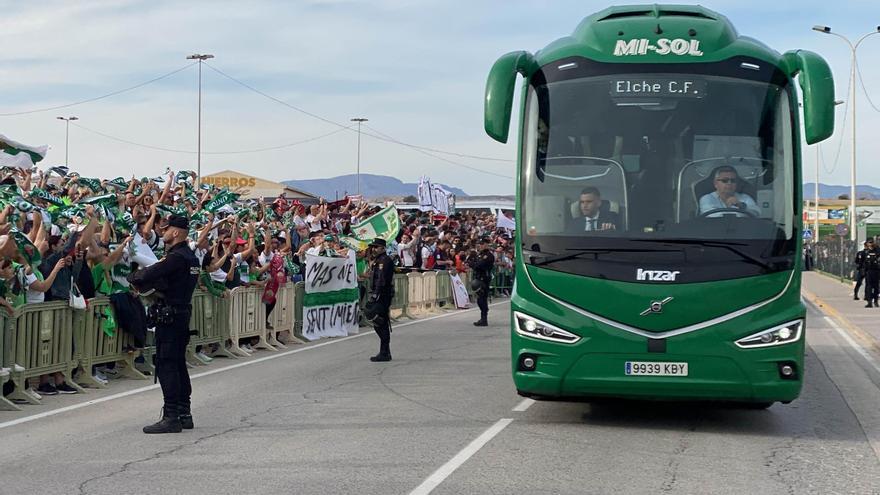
left=698, top=166, right=761, bottom=216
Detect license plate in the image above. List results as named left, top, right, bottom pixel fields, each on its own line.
left=625, top=361, right=688, bottom=376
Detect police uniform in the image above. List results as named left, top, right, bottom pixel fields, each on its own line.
left=367, top=238, right=395, bottom=362
left=468, top=240, right=495, bottom=326
left=131, top=215, right=200, bottom=434
left=854, top=243, right=869, bottom=300
left=864, top=245, right=880, bottom=308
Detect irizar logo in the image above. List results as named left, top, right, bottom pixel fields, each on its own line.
left=636, top=268, right=680, bottom=282
left=614, top=38, right=704, bottom=57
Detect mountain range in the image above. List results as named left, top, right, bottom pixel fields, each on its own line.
left=803, top=183, right=880, bottom=200
left=283, top=174, right=467, bottom=200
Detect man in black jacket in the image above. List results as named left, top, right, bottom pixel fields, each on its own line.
left=468, top=237, right=495, bottom=327
left=130, top=214, right=200, bottom=434
left=566, top=187, right=620, bottom=234
left=367, top=238, right=394, bottom=362
left=854, top=241, right=870, bottom=300
left=864, top=239, right=880, bottom=308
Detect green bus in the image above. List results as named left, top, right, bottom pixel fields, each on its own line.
left=484, top=5, right=835, bottom=406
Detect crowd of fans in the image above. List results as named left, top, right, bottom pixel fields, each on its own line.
left=0, top=166, right=515, bottom=402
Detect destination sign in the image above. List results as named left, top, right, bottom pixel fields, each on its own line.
left=610, top=78, right=707, bottom=98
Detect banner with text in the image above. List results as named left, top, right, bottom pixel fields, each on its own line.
left=302, top=252, right=359, bottom=341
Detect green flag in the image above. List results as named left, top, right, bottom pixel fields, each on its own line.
left=29, top=187, right=65, bottom=206
left=10, top=228, right=40, bottom=266
left=202, top=189, right=239, bottom=213
left=79, top=193, right=117, bottom=207
left=77, top=177, right=102, bottom=192
left=351, top=205, right=400, bottom=243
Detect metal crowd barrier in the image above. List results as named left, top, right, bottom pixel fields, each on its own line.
left=188, top=290, right=236, bottom=364
left=74, top=297, right=148, bottom=389
left=5, top=301, right=83, bottom=404
left=389, top=273, right=410, bottom=320
left=2, top=271, right=503, bottom=408
left=226, top=287, right=277, bottom=356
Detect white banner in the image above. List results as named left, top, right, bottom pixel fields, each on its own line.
left=450, top=273, right=470, bottom=309
left=431, top=184, right=452, bottom=215
left=302, top=252, right=359, bottom=341
left=496, top=211, right=516, bottom=230
left=418, top=176, right=433, bottom=212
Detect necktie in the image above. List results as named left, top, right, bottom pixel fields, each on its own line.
left=585, top=218, right=596, bottom=231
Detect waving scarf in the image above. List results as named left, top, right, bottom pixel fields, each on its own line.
left=261, top=253, right=285, bottom=305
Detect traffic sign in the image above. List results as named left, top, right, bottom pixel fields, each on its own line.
left=803, top=229, right=813, bottom=240
left=835, top=224, right=849, bottom=236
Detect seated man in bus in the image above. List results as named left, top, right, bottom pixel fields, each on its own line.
left=567, top=186, right=619, bottom=233
left=698, top=166, right=761, bottom=217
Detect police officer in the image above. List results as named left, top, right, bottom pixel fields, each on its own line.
left=366, top=238, right=394, bottom=362
left=854, top=241, right=870, bottom=300
left=131, top=214, right=200, bottom=434
left=468, top=237, right=495, bottom=327
left=863, top=239, right=880, bottom=308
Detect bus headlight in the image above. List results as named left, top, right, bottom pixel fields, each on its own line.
left=735, top=320, right=803, bottom=348
left=513, top=311, right=580, bottom=344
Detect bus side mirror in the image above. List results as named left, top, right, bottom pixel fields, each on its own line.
left=783, top=50, right=835, bottom=145
left=485, top=51, right=536, bottom=143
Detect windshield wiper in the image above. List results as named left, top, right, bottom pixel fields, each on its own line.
left=631, top=239, right=784, bottom=271
left=530, top=247, right=670, bottom=267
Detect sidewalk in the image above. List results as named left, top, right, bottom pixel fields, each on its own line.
left=802, top=271, right=880, bottom=353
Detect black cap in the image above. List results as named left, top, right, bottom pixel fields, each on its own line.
left=369, top=238, right=387, bottom=248
left=478, top=236, right=491, bottom=244
left=167, top=214, right=189, bottom=230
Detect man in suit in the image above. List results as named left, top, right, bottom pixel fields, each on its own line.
left=567, top=186, right=620, bottom=233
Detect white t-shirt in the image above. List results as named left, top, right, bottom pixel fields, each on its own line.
left=24, top=272, right=44, bottom=304
left=234, top=252, right=250, bottom=284
left=421, top=244, right=435, bottom=270
left=305, top=214, right=321, bottom=232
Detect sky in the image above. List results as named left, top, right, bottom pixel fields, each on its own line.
left=0, top=0, right=878, bottom=196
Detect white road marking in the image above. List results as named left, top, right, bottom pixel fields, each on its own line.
left=824, top=316, right=880, bottom=375
left=512, top=398, right=535, bottom=412
left=409, top=418, right=514, bottom=495
left=0, top=302, right=509, bottom=430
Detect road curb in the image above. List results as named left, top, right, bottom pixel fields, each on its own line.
left=803, top=288, right=880, bottom=355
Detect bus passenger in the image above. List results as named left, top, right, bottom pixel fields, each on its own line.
left=698, top=166, right=761, bottom=216
left=567, top=186, right=619, bottom=233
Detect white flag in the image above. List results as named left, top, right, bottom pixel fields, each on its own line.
left=0, top=134, right=47, bottom=169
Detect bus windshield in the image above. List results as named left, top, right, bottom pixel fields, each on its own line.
left=521, top=58, right=796, bottom=283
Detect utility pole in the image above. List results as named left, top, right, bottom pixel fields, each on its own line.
left=187, top=53, right=214, bottom=185
left=812, top=25, right=880, bottom=241
left=56, top=116, right=78, bottom=167
left=350, top=117, right=368, bottom=196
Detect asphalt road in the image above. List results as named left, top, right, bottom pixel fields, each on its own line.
left=1, top=300, right=879, bottom=495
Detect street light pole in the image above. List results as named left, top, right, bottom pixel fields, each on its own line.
left=812, top=25, right=880, bottom=241
left=56, top=116, right=78, bottom=167
left=350, top=117, right=368, bottom=196
left=186, top=53, right=214, bottom=185
left=813, top=99, right=845, bottom=243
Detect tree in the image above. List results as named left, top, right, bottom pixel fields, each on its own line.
left=402, top=195, right=418, bottom=203
left=838, top=194, right=849, bottom=200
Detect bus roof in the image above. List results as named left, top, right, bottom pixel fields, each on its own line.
left=534, top=4, right=781, bottom=67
